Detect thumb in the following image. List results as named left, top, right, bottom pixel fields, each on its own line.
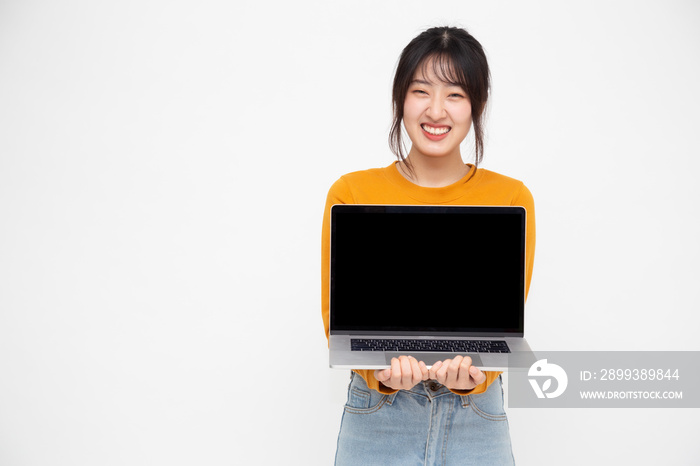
left=470, top=365, right=486, bottom=384
left=374, top=368, right=391, bottom=382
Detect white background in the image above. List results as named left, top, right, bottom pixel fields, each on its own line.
left=1, top=0, right=699, bottom=464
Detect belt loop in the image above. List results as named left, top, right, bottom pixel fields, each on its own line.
left=386, top=391, right=398, bottom=405
left=460, top=394, right=470, bottom=408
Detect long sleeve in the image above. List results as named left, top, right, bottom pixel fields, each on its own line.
left=321, top=165, right=536, bottom=396
left=512, top=183, right=536, bottom=300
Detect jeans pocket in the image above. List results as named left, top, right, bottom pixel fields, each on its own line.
left=467, top=377, right=507, bottom=421
left=347, top=386, right=370, bottom=409
left=343, top=373, right=391, bottom=414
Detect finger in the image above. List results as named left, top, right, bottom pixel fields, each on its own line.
left=445, top=355, right=463, bottom=387
left=458, top=356, right=473, bottom=385
left=389, top=357, right=402, bottom=388
left=418, top=360, right=430, bottom=381
left=374, top=368, right=391, bottom=382
left=470, top=365, right=487, bottom=385
left=428, top=360, right=443, bottom=380
left=435, top=358, right=452, bottom=384
left=399, top=355, right=412, bottom=386
left=408, top=356, right=422, bottom=385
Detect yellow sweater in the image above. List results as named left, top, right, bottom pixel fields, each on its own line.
left=322, top=162, right=536, bottom=395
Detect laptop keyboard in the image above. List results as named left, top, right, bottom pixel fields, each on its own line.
left=350, top=338, right=510, bottom=353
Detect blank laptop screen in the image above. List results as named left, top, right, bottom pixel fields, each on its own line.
left=330, top=205, right=526, bottom=335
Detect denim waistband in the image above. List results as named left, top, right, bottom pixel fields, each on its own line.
left=405, top=380, right=453, bottom=398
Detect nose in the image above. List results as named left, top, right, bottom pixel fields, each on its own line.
left=426, top=95, right=446, bottom=120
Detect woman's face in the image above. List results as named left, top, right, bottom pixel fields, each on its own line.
left=403, top=61, right=472, bottom=160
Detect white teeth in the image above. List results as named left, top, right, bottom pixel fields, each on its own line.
left=422, top=124, right=450, bottom=135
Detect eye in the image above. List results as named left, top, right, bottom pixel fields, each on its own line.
left=449, top=93, right=464, bottom=98
left=413, top=89, right=428, bottom=95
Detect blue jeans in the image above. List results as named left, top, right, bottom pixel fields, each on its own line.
left=335, top=372, right=515, bottom=465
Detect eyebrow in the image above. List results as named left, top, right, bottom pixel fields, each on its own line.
left=410, top=79, right=463, bottom=88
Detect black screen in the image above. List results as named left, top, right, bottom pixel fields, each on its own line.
left=330, top=205, right=525, bottom=335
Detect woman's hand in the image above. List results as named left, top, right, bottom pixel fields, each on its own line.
left=428, top=355, right=486, bottom=391
left=374, top=355, right=429, bottom=390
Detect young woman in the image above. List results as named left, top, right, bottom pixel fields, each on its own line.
left=321, top=26, right=535, bottom=465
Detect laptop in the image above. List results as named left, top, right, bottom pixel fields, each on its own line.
left=329, top=204, right=534, bottom=370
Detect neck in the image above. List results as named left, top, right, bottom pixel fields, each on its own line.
left=399, top=150, right=470, bottom=187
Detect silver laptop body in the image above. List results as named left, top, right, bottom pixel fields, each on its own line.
left=328, top=205, right=534, bottom=370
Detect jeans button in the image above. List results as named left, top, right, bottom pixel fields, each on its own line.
left=429, top=382, right=439, bottom=392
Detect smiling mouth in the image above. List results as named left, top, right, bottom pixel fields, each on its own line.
left=421, top=124, right=451, bottom=136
